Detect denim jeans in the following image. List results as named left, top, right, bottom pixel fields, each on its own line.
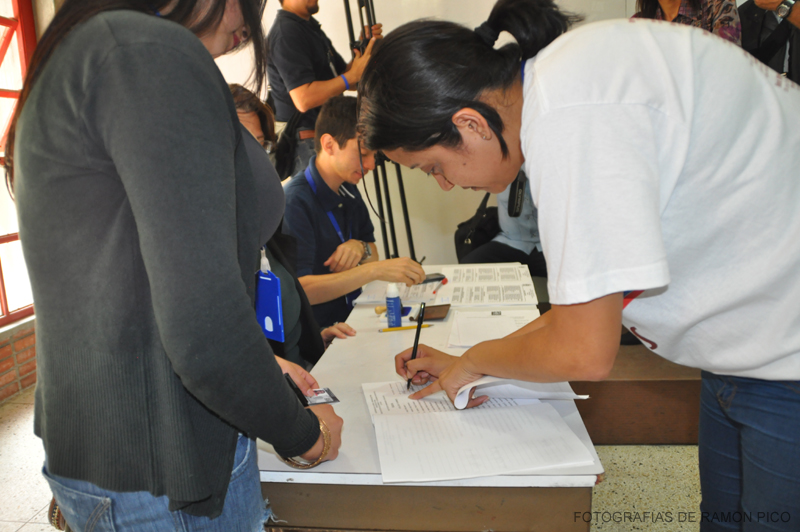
left=698, top=371, right=800, bottom=532
left=44, top=434, right=269, bottom=532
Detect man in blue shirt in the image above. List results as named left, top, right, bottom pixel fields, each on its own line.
left=283, top=96, right=426, bottom=327
left=267, top=0, right=381, bottom=176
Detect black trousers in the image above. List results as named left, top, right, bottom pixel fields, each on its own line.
left=459, top=241, right=547, bottom=278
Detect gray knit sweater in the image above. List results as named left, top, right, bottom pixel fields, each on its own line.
left=14, top=10, right=318, bottom=517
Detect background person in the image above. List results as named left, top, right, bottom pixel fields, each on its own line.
left=740, top=0, right=799, bottom=82
left=282, top=96, right=425, bottom=327
left=267, top=0, right=382, bottom=176
left=231, top=84, right=356, bottom=369
left=459, top=170, right=547, bottom=279
left=633, top=0, right=742, bottom=44
left=356, top=0, right=800, bottom=529
left=9, top=1, right=343, bottom=529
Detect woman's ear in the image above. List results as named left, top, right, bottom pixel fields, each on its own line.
left=452, top=108, right=492, bottom=141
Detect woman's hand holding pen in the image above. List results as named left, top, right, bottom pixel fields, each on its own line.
left=394, top=344, right=489, bottom=409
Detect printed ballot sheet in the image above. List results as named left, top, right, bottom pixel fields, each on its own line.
left=352, top=263, right=537, bottom=307
left=435, top=264, right=537, bottom=306
left=448, top=309, right=539, bottom=347
left=373, top=402, right=595, bottom=483
left=362, top=381, right=535, bottom=423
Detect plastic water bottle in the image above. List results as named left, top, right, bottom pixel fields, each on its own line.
left=385, top=283, right=402, bottom=328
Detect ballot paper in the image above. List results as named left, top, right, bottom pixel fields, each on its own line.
left=447, top=309, right=539, bottom=347
left=373, top=402, right=595, bottom=483
left=362, top=381, right=535, bottom=423
left=435, top=264, right=538, bottom=306
left=453, top=376, right=589, bottom=410
left=352, top=263, right=538, bottom=307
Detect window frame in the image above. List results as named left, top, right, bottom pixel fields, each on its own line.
left=0, top=0, right=36, bottom=328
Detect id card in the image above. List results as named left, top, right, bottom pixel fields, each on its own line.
left=307, top=388, right=340, bottom=405
left=255, top=269, right=285, bottom=342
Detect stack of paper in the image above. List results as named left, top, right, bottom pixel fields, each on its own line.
left=363, top=380, right=594, bottom=483
left=353, top=264, right=538, bottom=307
left=447, top=309, right=539, bottom=347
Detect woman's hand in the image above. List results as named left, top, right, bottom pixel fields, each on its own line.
left=321, top=322, right=357, bottom=349
left=275, top=355, right=318, bottom=397
left=301, top=405, right=343, bottom=462
left=394, top=344, right=488, bottom=408
left=410, top=353, right=489, bottom=408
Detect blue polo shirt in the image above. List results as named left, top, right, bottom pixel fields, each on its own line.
left=282, top=156, right=375, bottom=327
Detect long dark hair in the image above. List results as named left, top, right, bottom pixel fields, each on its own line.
left=357, top=0, right=581, bottom=157
left=4, top=0, right=267, bottom=192
left=635, top=0, right=701, bottom=19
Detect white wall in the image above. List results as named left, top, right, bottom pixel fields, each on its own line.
left=216, top=0, right=634, bottom=265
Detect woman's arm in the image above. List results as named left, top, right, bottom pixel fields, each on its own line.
left=397, top=293, right=623, bottom=404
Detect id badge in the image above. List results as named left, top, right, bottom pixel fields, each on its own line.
left=255, top=270, right=285, bottom=342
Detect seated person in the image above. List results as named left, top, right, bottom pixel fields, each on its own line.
left=459, top=171, right=547, bottom=279
left=231, top=84, right=355, bottom=370
left=283, top=96, right=425, bottom=327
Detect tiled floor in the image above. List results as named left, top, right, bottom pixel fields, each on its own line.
left=0, top=389, right=52, bottom=532
left=0, top=389, right=701, bottom=532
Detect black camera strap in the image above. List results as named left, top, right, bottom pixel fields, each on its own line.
left=507, top=171, right=525, bottom=218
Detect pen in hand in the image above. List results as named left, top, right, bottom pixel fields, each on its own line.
left=407, top=302, right=426, bottom=390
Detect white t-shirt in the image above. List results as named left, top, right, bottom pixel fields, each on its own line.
left=521, top=19, right=800, bottom=380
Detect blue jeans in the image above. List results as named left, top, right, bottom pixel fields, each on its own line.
left=44, top=434, right=269, bottom=532
left=698, top=371, right=800, bottom=532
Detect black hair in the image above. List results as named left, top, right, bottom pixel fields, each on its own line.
left=357, top=0, right=581, bottom=157
left=635, top=0, right=701, bottom=19
left=315, top=95, right=359, bottom=154
left=5, top=0, right=267, bottom=191
left=230, top=83, right=276, bottom=147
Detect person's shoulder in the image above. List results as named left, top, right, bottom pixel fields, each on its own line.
left=96, top=10, right=203, bottom=52
left=284, top=173, right=312, bottom=203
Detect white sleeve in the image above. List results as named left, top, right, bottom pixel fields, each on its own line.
left=524, top=103, right=670, bottom=305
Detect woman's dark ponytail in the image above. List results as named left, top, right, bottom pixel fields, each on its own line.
left=358, top=0, right=581, bottom=157
left=487, top=0, right=582, bottom=60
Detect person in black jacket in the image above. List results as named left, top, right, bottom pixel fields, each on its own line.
left=740, top=0, right=800, bottom=82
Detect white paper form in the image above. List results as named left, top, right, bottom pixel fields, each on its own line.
left=362, top=381, right=533, bottom=423
left=436, top=264, right=538, bottom=306
left=374, top=402, right=595, bottom=483
left=448, top=309, right=539, bottom=347
left=454, top=377, right=589, bottom=410
left=352, top=281, right=438, bottom=306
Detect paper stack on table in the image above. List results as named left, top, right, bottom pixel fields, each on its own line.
left=447, top=309, right=539, bottom=347
left=362, top=380, right=594, bottom=483
left=353, top=263, right=538, bottom=307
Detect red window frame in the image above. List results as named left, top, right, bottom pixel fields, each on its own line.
left=0, top=0, right=36, bottom=327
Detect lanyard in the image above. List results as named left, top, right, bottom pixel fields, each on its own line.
left=305, top=167, right=351, bottom=243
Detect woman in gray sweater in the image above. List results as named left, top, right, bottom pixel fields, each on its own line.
left=7, top=1, right=343, bottom=530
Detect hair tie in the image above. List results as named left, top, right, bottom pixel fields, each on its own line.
left=474, top=21, right=499, bottom=47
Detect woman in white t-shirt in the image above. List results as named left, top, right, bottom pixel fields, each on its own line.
left=358, top=0, right=800, bottom=529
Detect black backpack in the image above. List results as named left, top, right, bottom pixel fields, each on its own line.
left=454, top=193, right=500, bottom=261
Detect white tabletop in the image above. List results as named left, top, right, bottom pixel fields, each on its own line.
left=258, top=265, right=604, bottom=488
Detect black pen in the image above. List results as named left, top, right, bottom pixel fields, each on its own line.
left=407, top=302, right=426, bottom=390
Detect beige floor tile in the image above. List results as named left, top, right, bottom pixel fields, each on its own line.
left=14, top=525, right=53, bottom=532
left=25, top=505, right=49, bottom=526
left=0, top=522, right=23, bottom=532
left=7, top=389, right=35, bottom=405
left=590, top=445, right=701, bottom=532
left=0, top=402, right=50, bottom=523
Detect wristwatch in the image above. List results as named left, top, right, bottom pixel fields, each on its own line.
left=361, top=240, right=372, bottom=260
left=777, top=0, right=795, bottom=19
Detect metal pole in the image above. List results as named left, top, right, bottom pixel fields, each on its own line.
left=372, top=170, right=390, bottom=259
left=394, top=162, right=416, bottom=261
left=342, top=0, right=357, bottom=49
left=379, top=161, right=399, bottom=258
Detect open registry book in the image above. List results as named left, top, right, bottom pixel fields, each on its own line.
left=362, top=381, right=594, bottom=483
